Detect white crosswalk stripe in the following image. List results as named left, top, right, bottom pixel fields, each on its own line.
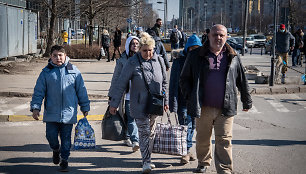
left=265, top=98, right=290, bottom=112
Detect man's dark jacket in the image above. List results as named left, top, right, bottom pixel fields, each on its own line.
left=179, top=42, right=252, bottom=118
left=151, top=23, right=161, bottom=37
left=153, top=35, right=170, bottom=69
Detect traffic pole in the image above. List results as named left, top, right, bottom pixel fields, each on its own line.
left=269, top=0, right=277, bottom=86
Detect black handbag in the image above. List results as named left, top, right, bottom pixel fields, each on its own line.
left=101, top=106, right=126, bottom=141
left=147, top=93, right=164, bottom=115
left=137, top=54, right=165, bottom=115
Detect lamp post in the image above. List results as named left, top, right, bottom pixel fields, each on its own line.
left=269, top=0, right=277, bottom=86
left=204, top=3, right=207, bottom=30
left=157, top=0, right=167, bottom=37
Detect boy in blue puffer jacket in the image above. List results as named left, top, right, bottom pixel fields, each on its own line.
left=30, top=45, right=90, bottom=172
left=169, top=34, right=202, bottom=164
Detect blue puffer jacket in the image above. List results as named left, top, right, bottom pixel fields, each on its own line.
left=30, top=57, right=90, bottom=124
left=169, top=34, right=202, bottom=113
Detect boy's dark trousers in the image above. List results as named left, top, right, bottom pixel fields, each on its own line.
left=46, top=122, right=73, bottom=161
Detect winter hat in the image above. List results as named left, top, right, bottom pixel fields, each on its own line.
left=280, top=24, right=285, bottom=29
left=184, top=34, right=202, bottom=53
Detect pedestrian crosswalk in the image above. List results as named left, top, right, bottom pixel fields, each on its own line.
left=0, top=94, right=305, bottom=116
left=237, top=94, right=306, bottom=115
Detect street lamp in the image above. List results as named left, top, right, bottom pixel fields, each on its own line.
left=204, top=3, right=207, bottom=30
left=269, top=0, right=278, bottom=86
left=157, top=0, right=167, bottom=37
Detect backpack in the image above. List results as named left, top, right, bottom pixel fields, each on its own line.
left=170, top=30, right=179, bottom=43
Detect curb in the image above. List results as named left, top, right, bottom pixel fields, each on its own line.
left=0, top=92, right=107, bottom=99
left=249, top=86, right=306, bottom=95
left=0, top=115, right=104, bottom=122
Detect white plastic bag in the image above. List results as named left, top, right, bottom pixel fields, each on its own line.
left=100, top=47, right=105, bottom=57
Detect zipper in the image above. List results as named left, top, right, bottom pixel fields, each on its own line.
left=60, top=67, right=63, bottom=122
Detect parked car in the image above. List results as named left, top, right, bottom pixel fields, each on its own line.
left=161, top=38, right=172, bottom=52
left=249, top=34, right=266, bottom=47
left=246, top=36, right=255, bottom=48
left=226, top=38, right=248, bottom=54
left=231, top=37, right=244, bottom=46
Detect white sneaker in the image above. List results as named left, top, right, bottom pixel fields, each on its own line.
left=132, top=142, right=140, bottom=152
left=150, top=163, right=155, bottom=169
left=142, top=162, right=152, bottom=174
left=123, top=139, right=132, bottom=147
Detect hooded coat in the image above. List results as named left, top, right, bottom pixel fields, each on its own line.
left=108, top=36, right=140, bottom=99
left=109, top=52, right=168, bottom=119
left=169, top=34, right=202, bottom=113
left=30, top=57, right=90, bottom=124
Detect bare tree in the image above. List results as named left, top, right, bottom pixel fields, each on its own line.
left=80, top=0, right=142, bottom=46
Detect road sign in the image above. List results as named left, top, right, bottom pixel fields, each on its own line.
left=126, top=18, right=132, bottom=23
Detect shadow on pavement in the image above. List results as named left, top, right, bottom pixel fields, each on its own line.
left=232, top=139, right=306, bottom=146
left=84, top=80, right=111, bottom=83
left=83, top=72, right=113, bottom=75
left=0, top=155, right=193, bottom=174
left=0, top=144, right=50, bottom=152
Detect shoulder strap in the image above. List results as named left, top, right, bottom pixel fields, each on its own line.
left=137, top=54, right=165, bottom=95
left=136, top=54, right=152, bottom=95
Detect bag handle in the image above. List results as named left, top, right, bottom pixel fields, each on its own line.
left=160, top=112, right=179, bottom=126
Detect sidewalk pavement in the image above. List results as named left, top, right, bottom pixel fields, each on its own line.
left=0, top=51, right=305, bottom=121
left=0, top=51, right=305, bottom=98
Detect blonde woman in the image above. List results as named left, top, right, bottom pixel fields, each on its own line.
left=109, top=32, right=169, bottom=174
left=100, top=29, right=111, bottom=61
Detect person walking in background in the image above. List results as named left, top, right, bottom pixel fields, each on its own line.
left=201, top=28, right=210, bottom=45
left=292, top=29, right=304, bottom=66
left=179, top=28, right=187, bottom=48
left=180, top=24, right=252, bottom=174
left=108, top=36, right=140, bottom=151
left=61, top=30, right=68, bottom=45
left=170, top=25, right=182, bottom=50
left=147, top=29, right=170, bottom=71
left=100, top=29, right=111, bottom=62
left=275, top=24, right=295, bottom=84
left=151, top=18, right=163, bottom=37
left=109, top=32, right=168, bottom=174
left=169, top=34, right=202, bottom=164
left=112, top=27, right=122, bottom=61
left=136, top=27, right=143, bottom=38
left=127, top=30, right=132, bottom=38
left=30, top=45, right=90, bottom=172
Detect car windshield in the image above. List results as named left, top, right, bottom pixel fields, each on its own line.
left=246, top=37, right=253, bottom=41
left=254, top=35, right=266, bottom=39
left=227, top=38, right=237, bottom=44
left=233, top=38, right=243, bottom=44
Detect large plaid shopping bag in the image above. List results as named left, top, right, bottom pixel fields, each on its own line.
left=152, top=113, right=188, bottom=156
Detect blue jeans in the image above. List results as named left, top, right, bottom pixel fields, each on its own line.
left=292, top=49, right=301, bottom=66
left=177, top=104, right=195, bottom=152
left=125, top=100, right=139, bottom=143
left=46, top=122, right=73, bottom=161
left=171, top=43, right=179, bottom=50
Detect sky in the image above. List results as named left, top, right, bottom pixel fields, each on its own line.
left=148, top=0, right=179, bottom=21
